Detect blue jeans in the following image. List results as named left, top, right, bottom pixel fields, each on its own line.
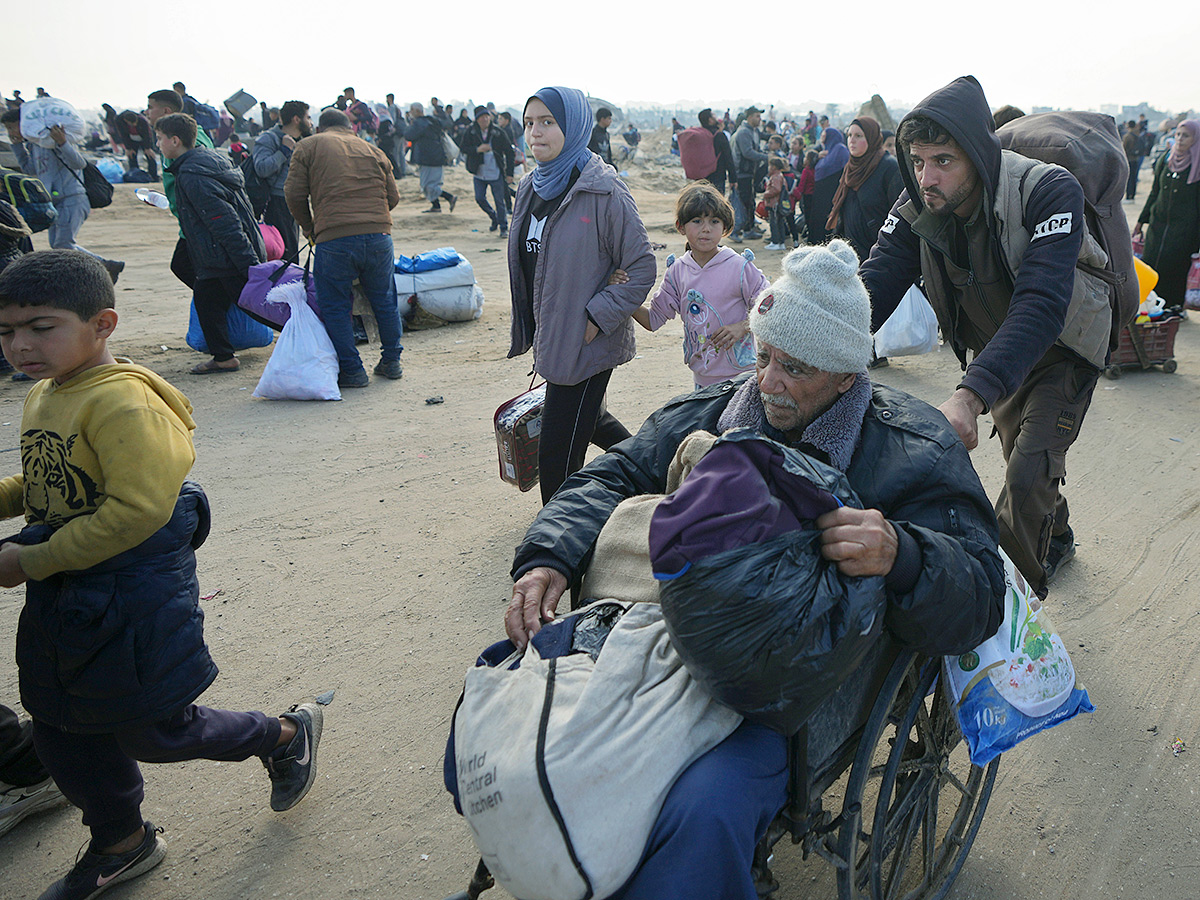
left=729, top=184, right=748, bottom=235
left=610, top=721, right=788, bottom=900
left=473, top=176, right=507, bottom=230
left=314, top=233, right=403, bottom=376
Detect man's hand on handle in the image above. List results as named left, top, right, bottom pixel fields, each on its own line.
left=938, top=388, right=985, bottom=451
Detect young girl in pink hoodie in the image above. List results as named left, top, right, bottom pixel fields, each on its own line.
left=625, top=183, right=768, bottom=388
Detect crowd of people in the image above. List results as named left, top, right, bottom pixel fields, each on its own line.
left=0, top=74, right=1197, bottom=900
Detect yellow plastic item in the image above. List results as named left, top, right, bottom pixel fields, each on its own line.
left=1134, top=256, right=1159, bottom=305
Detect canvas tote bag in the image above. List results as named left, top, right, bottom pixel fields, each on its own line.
left=452, top=601, right=742, bottom=900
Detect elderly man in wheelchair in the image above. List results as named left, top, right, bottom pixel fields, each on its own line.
left=447, top=240, right=1005, bottom=900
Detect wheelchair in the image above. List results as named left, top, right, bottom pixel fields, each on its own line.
left=445, top=633, right=998, bottom=900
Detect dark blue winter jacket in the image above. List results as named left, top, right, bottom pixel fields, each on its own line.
left=13, top=481, right=218, bottom=734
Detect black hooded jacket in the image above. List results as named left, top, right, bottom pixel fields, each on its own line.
left=173, top=148, right=265, bottom=280
left=859, top=76, right=1086, bottom=410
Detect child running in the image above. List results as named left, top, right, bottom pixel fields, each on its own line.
left=0, top=250, right=322, bottom=900
left=621, top=183, right=768, bottom=388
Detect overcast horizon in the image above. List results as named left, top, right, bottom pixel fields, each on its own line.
left=7, top=0, right=1197, bottom=118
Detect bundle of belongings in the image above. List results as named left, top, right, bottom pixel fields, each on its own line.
left=393, top=246, right=484, bottom=329
left=444, top=430, right=885, bottom=900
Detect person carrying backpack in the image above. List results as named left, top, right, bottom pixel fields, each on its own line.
left=1, top=109, right=125, bottom=283
left=679, top=108, right=738, bottom=195
left=859, top=75, right=1123, bottom=600
left=251, top=100, right=311, bottom=261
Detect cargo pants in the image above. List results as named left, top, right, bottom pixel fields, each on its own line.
left=989, top=345, right=1099, bottom=597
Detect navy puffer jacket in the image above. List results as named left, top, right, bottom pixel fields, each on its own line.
left=14, top=481, right=218, bottom=734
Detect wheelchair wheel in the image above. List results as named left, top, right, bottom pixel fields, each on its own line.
left=836, top=654, right=998, bottom=900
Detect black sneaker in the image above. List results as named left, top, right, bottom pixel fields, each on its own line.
left=489, top=218, right=499, bottom=232
left=374, top=359, right=403, bottom=380
left=101, top=259, right=125, bottom=285
left=39, top=821, right=166, bottom=900
left=1044, top=527, right=1076, bottom=584
left=264, top=703, right=323, bottom=812
left=447, top=194, right=457, bottom=213
left=338, top=369, right=369, bottom=388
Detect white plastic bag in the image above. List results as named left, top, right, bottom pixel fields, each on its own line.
left=252, top=281, right=341, bottom=400
left=19, top=97, right=87, bottom=149
left=943, top=548, right=1093, bottom=765
left=874, top=284, right=939, bottom=358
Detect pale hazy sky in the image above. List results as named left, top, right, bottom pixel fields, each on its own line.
left=8, top=0, right=1197, bottom=117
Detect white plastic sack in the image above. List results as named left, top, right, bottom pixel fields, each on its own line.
left=394, top=261, right=484, bottom=323
left=874, top=284, right=939, bottom=358
left=453, top=602, right=742, bottom=900
left=252, top=281, right=341, bottom=400
left=19, top=97, right=87, bottom=149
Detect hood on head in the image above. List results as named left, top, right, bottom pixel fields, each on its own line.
left=895, top=75, right=1000, bottom=213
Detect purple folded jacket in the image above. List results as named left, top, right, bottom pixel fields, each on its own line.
left=649, top=439, right=840, bottom=579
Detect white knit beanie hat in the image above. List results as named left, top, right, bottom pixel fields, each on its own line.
left=749, top=239, right=873, bottom=374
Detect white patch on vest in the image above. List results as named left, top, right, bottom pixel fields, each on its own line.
left=1031, top=212, right=1073, bottom=241
left=881, top=213, right=898, bottom=234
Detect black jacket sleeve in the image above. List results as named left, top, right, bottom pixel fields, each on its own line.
left=713, top=131, right=737, bottom=186
left=859, top=192, right=925, bottom=332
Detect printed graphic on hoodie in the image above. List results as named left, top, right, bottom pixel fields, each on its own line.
left=683, top=289, right=756, bottom=373
left=21, top=429, right=101, bottom=526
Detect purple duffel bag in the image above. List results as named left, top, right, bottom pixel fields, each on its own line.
left=238, top=252, right=322, bottom=330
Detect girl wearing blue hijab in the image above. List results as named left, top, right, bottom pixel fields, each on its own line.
left=507, top=86, right=657, bottom=505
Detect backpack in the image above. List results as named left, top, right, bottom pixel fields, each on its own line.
left=998, top=111, right=1139, bottom=351
left=52, top=149, right=114, bottom=209
left=239, top=154, right=271, bottom=220
left=192, top=101, right=220, bottom=133
left=1, top=168, right=58, bottom=232
left=677, top=126, right=718, bottom=180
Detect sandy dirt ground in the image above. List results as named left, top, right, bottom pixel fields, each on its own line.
left=2, top=138, right=1199, bottom=900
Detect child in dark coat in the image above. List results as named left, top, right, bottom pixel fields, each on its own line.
left=0, top=251, right=322, bottom=900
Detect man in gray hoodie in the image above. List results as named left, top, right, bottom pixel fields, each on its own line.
left=731, top=106, right=767, bottom=243
left=2, top=110, right=124, bottom=283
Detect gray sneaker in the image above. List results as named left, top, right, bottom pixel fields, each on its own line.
left=374, top=359, right=403, bottom=380
left=264, top=703, right=323, bottom=811
left=1044, top=527, right=1076, bottom=584
left=0, top=776, right=69, bottom=838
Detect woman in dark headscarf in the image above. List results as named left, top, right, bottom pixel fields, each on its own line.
left=827, top=116, right=904, bottom=260
left=507, top=86, right=656, bottom=504
left=807, top=127, right=850, bottom=244
left=1135, top=119, right=1200, bottom=311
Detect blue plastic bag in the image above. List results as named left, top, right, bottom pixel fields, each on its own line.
left=186, top=299, right=274, bottom=354
left=394, top=246, right=462, bottom=274
left=94, top=158, right=125, bottom=185
left=943, top=549, right=1094, bottom=766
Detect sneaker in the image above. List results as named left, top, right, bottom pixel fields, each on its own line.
left=101, top=259, right=125, bottom=285
left=337, top=369, right=369, bottom=389
left=447, top=194, right=458, bottom=213
left=498, top=227, right=508, bottom=238
left=731, top=232, right=743, bottom=243
left=264, top=703, right=323, bottom=812
left=1044, top=527, right=1076, bottom=584
left=422, top=205, right=441, bottom=214
left=0, top=776, right=69, bottom=838
left=374, top=359, right=403, bottom=380
left=868, top=355, right=889, bottom=370
left=764, top=242, right=785, bottom=251
left=489, top=220, right=499, bottom=232
left=745, top=228, right=765, bottom=239
left=39, top=821, right=166, bottom=900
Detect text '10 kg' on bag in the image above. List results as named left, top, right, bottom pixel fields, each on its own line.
left=942, top=548, right=1094, bottom=767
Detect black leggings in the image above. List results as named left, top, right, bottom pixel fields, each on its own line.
left=539, top=370, right=631, bottom=505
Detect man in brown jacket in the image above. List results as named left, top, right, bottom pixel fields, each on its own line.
left=285, top=108, right=403, bottom=387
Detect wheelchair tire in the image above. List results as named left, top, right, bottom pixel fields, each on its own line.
left=836, top=654, right=998, bottom=900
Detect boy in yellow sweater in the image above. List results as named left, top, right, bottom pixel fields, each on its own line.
left=0, top=250, right=322, bottom=900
